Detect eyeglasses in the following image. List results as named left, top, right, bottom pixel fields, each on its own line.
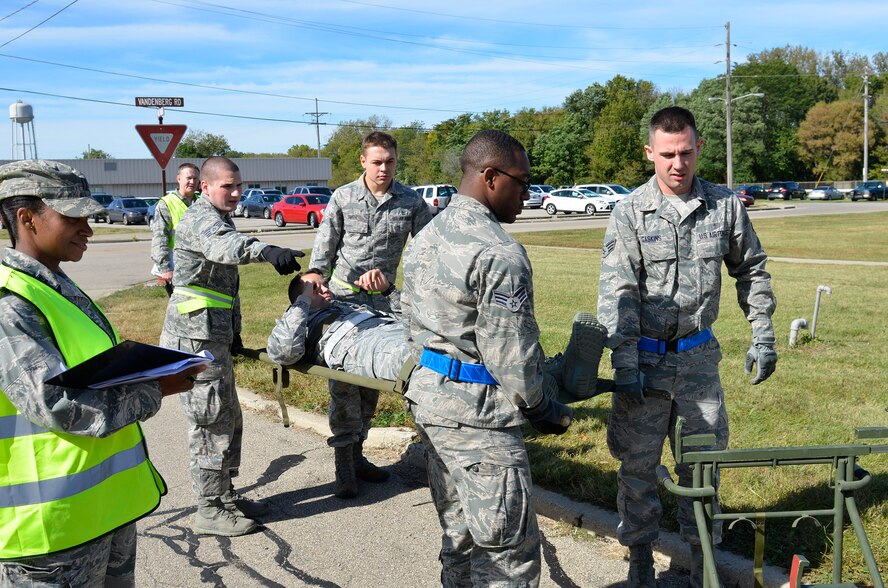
left=485, top=167, right=532, bottom=194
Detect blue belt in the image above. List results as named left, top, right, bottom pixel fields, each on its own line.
left=638, top=327, right=714, bottom=355
left=419, top=349, right=499, bottom=385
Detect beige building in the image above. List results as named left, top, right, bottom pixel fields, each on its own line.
left=0, top=157, right=332, bottom=198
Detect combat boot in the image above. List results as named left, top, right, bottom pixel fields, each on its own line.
left=560, top=311, right=608, bottom=398
left=353, top=440, right=390, bottom=483
left=334, top=444, right=358, bottom=499
left=627, top=543, right=656, bottom=588
left=193, top=497, right=257, bottom=537
left=222, top=485, right=269, bottom=519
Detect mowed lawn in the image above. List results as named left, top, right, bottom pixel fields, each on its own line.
left=99, top=212, right=888, bottom=583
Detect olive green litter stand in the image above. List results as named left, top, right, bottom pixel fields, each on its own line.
left=657, top=418, right=887, bottom=588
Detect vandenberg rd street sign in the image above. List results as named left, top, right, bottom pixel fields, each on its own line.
left=135, top=97, right=184, bottom=108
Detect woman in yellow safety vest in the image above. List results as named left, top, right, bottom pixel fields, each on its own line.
left=0, top=160, right=205, bottom=586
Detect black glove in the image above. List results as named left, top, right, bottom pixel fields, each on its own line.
left=231, top=332, right=244, bottom=356
left=614, top=368, right=645, bottom=403
left=262, top=246, right=305, bottom=275
left=521, top=395, right=573, bottom=435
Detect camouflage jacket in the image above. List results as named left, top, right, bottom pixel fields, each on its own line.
left=0, top=248, right=163, bottom=436
left=597, top=175, right=777, bottom=371
left=161, top=196, right=270, bottom=342
left=308, top=174, right=432, bottom=295
left=266, top=299, right=397, bottom=367
left=150, top=190, right=194, bottom=273
left=401, top=194, right=545, bottom=428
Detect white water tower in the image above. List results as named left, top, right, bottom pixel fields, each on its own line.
left=9, top=100, right=38, bottom=160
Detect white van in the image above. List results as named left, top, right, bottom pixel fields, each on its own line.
left=412, top=184, right=457, bottom=215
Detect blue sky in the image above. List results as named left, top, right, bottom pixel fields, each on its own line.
left=2, top=0, right=886, bottom=160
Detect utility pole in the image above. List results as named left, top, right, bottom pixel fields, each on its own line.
left=305, top=98, right=329, bottom=158
left=863, top=71, right=869, bottom=182
left=725, top=21, right=734, bottom=190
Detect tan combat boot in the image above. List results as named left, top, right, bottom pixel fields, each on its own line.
left=193, top=497, right=257, bottom=537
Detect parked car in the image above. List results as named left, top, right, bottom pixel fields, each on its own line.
left=89, top=192, right=114, bottom=223
left=543, top=189, right=612, bottom=215
left=142, top=197, right=160, bottom=224
left=289, top=185, right=334, bottom=197
left=271, top=194, right=329, bottom=228
left=735, top=185, right=768, bottom=200
left=106, top=197, right=149, bottom=225
left=241, top=189, right=284, bottom=219
left=573, top=183, right=632, bottom=205
left=849, top=180, right=887, bottom=201
left=808, top=186, right=844, bottom=201
left=734, top=191, right=755, bottom=207
left=526, top=185, right=554, bottom=209
left=233, top=194, right=248, bottom=217
left=767, top=181, right=806, bottom=200
left=412, top=184, right=456, bottom=215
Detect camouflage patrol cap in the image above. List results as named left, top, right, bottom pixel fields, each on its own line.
left=0, top=159, right=104, bottom=218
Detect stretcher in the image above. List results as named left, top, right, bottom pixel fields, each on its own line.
left=657, top=417, right=888, bottom=588
left=239, top=347, right=413, bottom=427
left=239, top=347, right=613, bottom=428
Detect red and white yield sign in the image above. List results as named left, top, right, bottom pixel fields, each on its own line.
left=135, top=124, right=187, bottom=169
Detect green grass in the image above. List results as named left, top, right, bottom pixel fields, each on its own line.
left=99, top=212, right=888, bottom=584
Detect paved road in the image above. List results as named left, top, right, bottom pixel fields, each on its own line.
left=135, top=393, right=656, bottom=587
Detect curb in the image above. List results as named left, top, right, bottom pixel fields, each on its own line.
left=236, top=386, right=790, bottom=588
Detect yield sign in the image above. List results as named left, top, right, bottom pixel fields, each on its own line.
left=136, top=124, right=187, bottom=169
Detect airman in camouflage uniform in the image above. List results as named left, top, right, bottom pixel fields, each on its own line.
left=266, top=269, right=409, bottom=381
left=308, top=131, right=432, bottom=497
left=402, top=130, right=574, bottom=588
left=597, top=107, right=777, bottom=587
left=160, top=156, right=304, bottom=536
left=0, top=160, right=201, bottom=586
left=151, top=162, right=200, bottom=291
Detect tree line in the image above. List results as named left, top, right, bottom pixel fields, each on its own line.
left=83, top=46, right=888, bottom=188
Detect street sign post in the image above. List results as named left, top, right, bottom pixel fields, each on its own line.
left=135, top=97, right=186, bottom=196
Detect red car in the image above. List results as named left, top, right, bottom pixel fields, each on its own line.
left=271, top=194, right=329, bottom=228
left=734, top=191, right=754, bottom=207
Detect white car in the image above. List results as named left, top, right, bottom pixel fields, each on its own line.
left=573, top=183, right=632, bottom=205
left=525, top=184, right=553, bottom=208
left=808, top=186, right=844, bottom=200
left=543, top=189, right=613, bottom=215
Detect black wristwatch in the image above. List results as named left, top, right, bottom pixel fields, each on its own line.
left=381, top=284, right=395, bottom=296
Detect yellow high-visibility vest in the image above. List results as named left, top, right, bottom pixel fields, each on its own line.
left=0, top=264, right=165, bottom=559
left=160, top=192, right=196, bottom=248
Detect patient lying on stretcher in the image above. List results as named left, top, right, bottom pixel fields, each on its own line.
left=266, top=269, right=609, bottom=401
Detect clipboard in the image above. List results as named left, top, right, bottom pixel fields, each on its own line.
left=45, top=340, right=214, bottom=390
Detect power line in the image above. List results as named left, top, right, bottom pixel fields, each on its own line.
left=0, top=0, right=78, bottom=49
left=334, top=0, right=720, bottom=31
left=0, top=1, right=40, bottom=23
left=151, top=0, right=719, bottom=75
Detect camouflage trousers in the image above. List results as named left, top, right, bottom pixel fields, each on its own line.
left=411, top=403, right=541, bottom=588
left=326, top=381, right=379, bottom=448
left=160, top=336, right=243, bottom=498
left=0, top=523, right=137, bottom=586
left=325, top=311, right=408, bottom=448
left=607, top=360, right=728, bottom=547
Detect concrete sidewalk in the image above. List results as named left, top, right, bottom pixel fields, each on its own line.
left=136, top=386, right=788, bottom=588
